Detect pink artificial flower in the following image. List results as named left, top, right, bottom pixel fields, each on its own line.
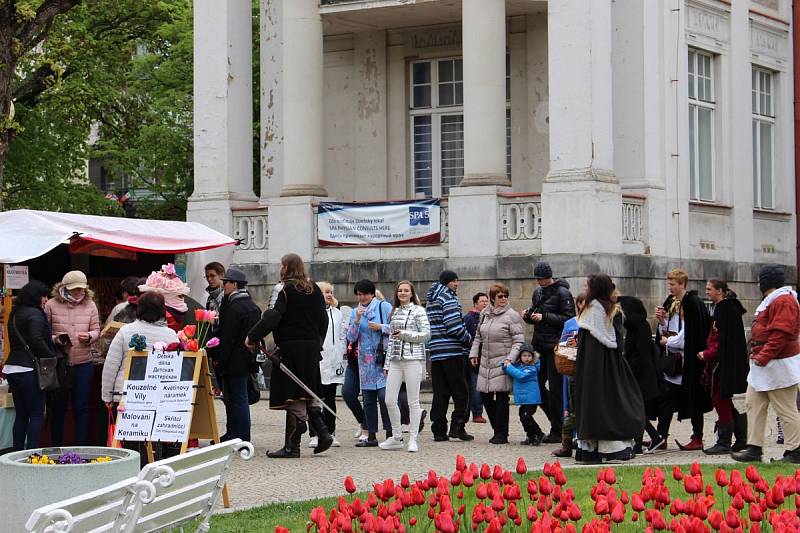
left=153, top=341, right=167, bottom=351
left=204, top=310, right=217, bottom=323
left=206, top=337, right=220, bottom=348
left=161, top=263, right=177, bottom=277
left=177, top=330, right=188, bottom=342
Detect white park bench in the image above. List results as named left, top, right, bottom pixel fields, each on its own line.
left=25, top=439, right=254, bottom=533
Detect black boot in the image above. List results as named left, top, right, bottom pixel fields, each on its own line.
left=307, top=408, right=333, bottom=454
left=267, top=413, right=305, bottom=458
left=448, top=423, right=474, bottom=441
left=703, top=422, right=733, bottom=455
left=732, top=412, right=748, bottom=452
left=731, top=445, right=762, bottom=463
left=773, top=446, right=800, bottom=464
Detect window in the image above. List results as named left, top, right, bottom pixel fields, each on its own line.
left=752, top=67, right=775, bottom=209
left=410, top=57, right=511, bottom=198
left=688, top=49, right=715, bottom=201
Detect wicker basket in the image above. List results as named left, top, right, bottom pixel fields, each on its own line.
left=554, top=345, right=577, bottom=377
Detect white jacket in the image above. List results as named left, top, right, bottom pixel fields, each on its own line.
left=101, top=320, right=179, bottom=403
left=320, top=306, right=347, bottom=385
left=385, top=303, right=431, bottom=368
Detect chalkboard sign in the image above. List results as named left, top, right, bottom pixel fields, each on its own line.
left=127, top=355, right=197, bottom=382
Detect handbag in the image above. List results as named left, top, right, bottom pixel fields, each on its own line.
left=247, top=373, right=261, bottom=405
left=12, top=317, right=62, bottom=392
left=345, top=340, right=359, bottom=369
left=374, top=303, right=387, bottom=368
left=660, top=329, right=683, bottom=378
left=106, top=405, right=122, bottom=448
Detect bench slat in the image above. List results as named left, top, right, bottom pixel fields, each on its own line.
left=136, top=494, right=209, bottom=533
left=138, top=476, right=220, bottom=522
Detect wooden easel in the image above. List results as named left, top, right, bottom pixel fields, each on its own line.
left=112, top=349, right=229, bottom=507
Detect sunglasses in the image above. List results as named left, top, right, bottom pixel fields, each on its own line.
left=495, top=294, right=509, bottom=299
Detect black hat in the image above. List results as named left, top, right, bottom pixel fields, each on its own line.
left=533, top=261, right=553, bottom=279
left=222, top=268, right=248, bottom=285
left=758, top=264, right=785, bottom=293
left=439, top=270, right=459, bottom=285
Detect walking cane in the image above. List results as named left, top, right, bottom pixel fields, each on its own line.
left=266, top=347, right=341, bottom=421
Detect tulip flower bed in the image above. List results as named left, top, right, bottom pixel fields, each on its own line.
left=210, top=460, right=797, bottom=532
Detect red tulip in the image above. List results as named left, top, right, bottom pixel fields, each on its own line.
left=411, top=486, right=424, bottom=505
left=462, top=470, right=474, bottom=488
left=632, top=493, right=645, bottom=512
left=745, top=465, right=760, bottom=484
left=450, top=470, right=462, bottom=487
left=501, top=470, right=514, bottom=485
left=507, top=501, right=519, bottom=519
left=610, top=502, right=625, bottom=523
left=427, top=469, right=438, bottom=486
left=516, top=457, right=527, bottom=475
left=476, top=483, right=488, bottom=499
left=367, top=492, right=378, bottom=509
left=344, top=476, right=356, bottom=494
left=409, top=517, right=417, bottom=526
left=674, top=466, right=684, bottom=481
left=651, top=510, right=668, bottom=530
left=771, top=484, right=785, bottom=505
left=275, top=527, right=289, bottom=533
left=456, top=454, right=467, bottom=472
left=555, top=469, right=568, bottom=486
left=725, top=508, right=740, bottom=528
left=543, top=462, right=554, bottom=477
left=749, top=503, right=763, bottom=522
left=184, top=339, right=199, bottom=352
left=716, top=469, right=729, bottom=487
left=492, top=464, right=503, bottom=481
left=690, top=462, right=702, bottom=477
left=457, top=489, right=464, bottom=499
left=755, top=478, right=769, bottom=493
left=480, top=463, right=491, bottom=480
left=594, top=497, right=609, bottom=516
left=604, top=468, right=617, bottom=485
left=568, top=503, right=582, bottom=521
left=527, top=479, right=538, bottom=498
left=182, top=324, right=197, bottom=338
left=491, top=495, right=504, bottom=511
left=539, top=476, right=552, bottom=496
left=709, top=509, right=724, bottom=530
left=751, top=523, right=761, bottom=533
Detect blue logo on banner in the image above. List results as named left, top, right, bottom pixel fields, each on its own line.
left=409, top=206, right=430, bottom=226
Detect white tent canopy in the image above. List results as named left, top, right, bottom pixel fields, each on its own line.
left=0, top=209, right=236, bottom=264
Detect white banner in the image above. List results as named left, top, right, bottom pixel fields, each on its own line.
left=317, top=200, right=440, bottom=247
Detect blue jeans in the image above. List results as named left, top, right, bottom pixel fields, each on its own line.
left=470, top=370, right=484, bottom=417
left=362, top=387, right=390, bottom=434
left=222, top=374, right=251, bottom=442
left=342, top=365, right=365, bottom=428
left=51, top=362, right=94, bottom=446
left=7, top=371, right=46, bottom=450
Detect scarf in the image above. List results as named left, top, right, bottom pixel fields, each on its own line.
left=577, top=300, right=618, bottom=349
left=164, top=293, right=188, bottom=313
left=59, top=286, right=85, bottom=305
left=755, top=286, right=798, bottom=316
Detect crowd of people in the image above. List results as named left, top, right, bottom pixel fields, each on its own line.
left=3, top=256, right=799, bottom=466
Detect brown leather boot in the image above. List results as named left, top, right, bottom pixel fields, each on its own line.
left=552, top=436, right=573, bottom=458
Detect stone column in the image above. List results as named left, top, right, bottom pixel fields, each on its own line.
left=541, top=0, right=623, bottom=254
left=449, top=0, right=507, bottom=258
left=460, top=0, right=509, bottom=187
left=277, top=0, right=327, bottom=198
left=187, top=0, right=256, bottom=235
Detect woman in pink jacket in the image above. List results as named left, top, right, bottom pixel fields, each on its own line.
left=44, top=270, right=100, bottom=446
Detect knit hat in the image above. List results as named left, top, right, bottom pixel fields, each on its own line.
left=61, top=270, right=88, bottom=290
left=533, top=261, right=553, bottom=280
left=519, top=342, right=535, bottom=357
left=439, top=270, right=459, bottom=285
left=758, top=264, right=785, bottom=294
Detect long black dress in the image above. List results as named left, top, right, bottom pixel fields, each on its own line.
left=618, top=296, right=662, bottom=412
left=712, top=297, right=749, bottom=397
left=247, top=281, right=328, bottom=410
left=574, top=307, right=645, bottom=444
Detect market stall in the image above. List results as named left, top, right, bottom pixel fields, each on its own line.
left=0, top=209, right=236, bottom=451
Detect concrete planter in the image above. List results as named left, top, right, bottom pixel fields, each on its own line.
left=0, top=446, right=140, bottom=529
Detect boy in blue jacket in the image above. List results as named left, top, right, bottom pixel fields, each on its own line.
left=503, top=343, right=544, bottom=445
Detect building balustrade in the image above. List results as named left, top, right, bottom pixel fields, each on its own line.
left=499, top=195, right=542, bottom=241
left=232, top=209, right=269, bottom=250
left=621, top=196, right=645, bottom=244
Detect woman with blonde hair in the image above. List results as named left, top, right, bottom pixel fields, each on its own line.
left=379, top=281, right=430, bottom=452
left=574, top=273, right=644, bottom=463
left=308, top=281, right=346, bottom=448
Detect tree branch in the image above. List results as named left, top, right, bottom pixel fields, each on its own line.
left=12, top=63, right=70, bottom=105
left=17, top=0, right=81, bottom=54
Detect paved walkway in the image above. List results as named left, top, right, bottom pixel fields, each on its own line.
left=219, top=392, right=786, bottom=512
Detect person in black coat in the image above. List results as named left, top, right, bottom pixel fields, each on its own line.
left=212, top=269, right=261, bottom=443
left=522, top=261, right=576, bottom=442
left=246, top=253, right=331, bottom=458
left=618, top=295, right=664, bottom=454
left=4, top=280, right=58, bottom=450
left=654, top=269, right=711, bottom=451
left=697, top=279, right=749, bottom=454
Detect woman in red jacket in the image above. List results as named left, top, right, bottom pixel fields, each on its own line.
left=732, top=265, right=800, bottom=464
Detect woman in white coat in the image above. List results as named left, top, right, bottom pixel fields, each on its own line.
left=309, top=282, right=347, bottom=448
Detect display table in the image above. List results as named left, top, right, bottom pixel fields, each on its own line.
left=0, top=407, right=14, bottom=451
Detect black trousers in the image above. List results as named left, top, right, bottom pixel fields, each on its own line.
left=309, top=383, right=338, bottom=437
left=519, top=404, right=543, bottom=438
left=430, top=356, right=468, bottom=436
left=536, top=348, right=563, bottom=433
left=481, top=391, right=510, bottom=439
left=656, top=381, right=704, bottom=439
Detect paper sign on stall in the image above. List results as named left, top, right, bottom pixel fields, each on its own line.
left=114, top=410, right=155, bottom=441
left=151, top=411, right=191, bottom=442
left=144, top=351, right=182, bottom=382
left=158, top=381, right=194, bottom=411
left=122, top=381, right=162, bottom=410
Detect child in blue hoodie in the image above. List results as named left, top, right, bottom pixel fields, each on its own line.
left=503, top=343, right=544, bottom=445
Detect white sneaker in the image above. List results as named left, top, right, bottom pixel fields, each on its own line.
left=407, top=439, right=418, bottom=453
left=401, top=424, right=410, bottom=433
left=358, top=433, right=368, bottom=442
left=355, top=428, right=364, bottom=439
left=331, top=434, right=341, bottom=447
left=379, top=436, right=405, bottom=450
left=308, top=436, right=318, bottom=448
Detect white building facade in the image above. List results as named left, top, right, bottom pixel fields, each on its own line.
left=189, top=0, right=797, bottom=309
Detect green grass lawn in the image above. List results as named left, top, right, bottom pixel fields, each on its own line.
left=209, top=463, right=797, bottom=532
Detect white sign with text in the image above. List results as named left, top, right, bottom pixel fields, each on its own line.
left=158, top=381, right=194, bottom=411
left=151, top=411, right=192, bottom=442
left=144, top=351, right=182, bottom=382
left=122, top=381, right=162, bottom=411
left=114, top=410, right=155, bottom=441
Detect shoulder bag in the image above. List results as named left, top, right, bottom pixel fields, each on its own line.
left=374, top=303, right=388, bottom=367
left=12, top=317, right=61, bottom=392
left=475, top=314, right=487, bottom=367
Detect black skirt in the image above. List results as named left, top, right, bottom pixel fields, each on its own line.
left=269, top=339, right=323, bottom=409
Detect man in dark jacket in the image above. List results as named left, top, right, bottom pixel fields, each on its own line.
left=213, top=268, right=262, bottom=443
left=522, top=261, right=575, bottom=442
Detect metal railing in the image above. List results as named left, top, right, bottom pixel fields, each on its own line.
left=499, top=195, right=541, bottom=241
left=232, top=209, right=269, bottom=250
